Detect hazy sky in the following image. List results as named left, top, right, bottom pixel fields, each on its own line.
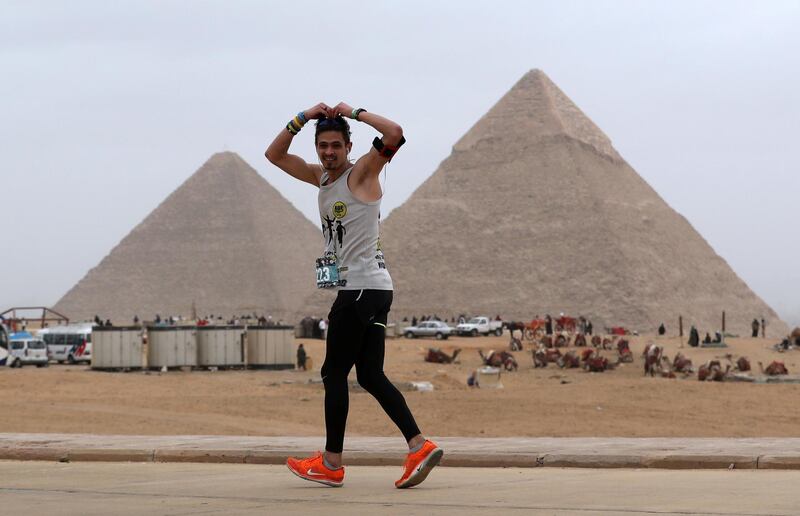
left=2, top=1, right=798, bottom=326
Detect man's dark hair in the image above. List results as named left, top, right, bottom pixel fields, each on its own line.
left=315, top=116, right=351, bottom=144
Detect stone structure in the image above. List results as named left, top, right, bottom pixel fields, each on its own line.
left=55, top=152, right=321, bottom=323
left=378, top=69, right=785, bottom=336
left=56, top=71, right=786, bottom=336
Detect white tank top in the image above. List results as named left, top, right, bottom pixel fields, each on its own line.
left=317, top=167, right=393, bottom=291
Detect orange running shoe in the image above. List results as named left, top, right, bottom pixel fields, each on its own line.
left=395, top=440, right=443, bottom=489
left=286, top=452, right=344, bottom=487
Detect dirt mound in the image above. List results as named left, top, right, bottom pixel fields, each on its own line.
left=431, top=371, right=469, bottom=390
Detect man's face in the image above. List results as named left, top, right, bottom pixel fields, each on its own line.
left=316, top=131, right=352, bottom=171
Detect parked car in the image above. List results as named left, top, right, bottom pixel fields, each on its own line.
left=456, top=317, right=504, bottom=337
left=402, top=321, right=454, bottom=340
left=7, top=332, right=49, bottom=368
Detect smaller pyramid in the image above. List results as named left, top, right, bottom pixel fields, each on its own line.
left=54, top=152, right=322, bottom=322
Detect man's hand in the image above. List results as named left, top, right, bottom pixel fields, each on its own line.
left=332, top=102, right=355, bottom=119
left=304, top=102, right=333, bottom=120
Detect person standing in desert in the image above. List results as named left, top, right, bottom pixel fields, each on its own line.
left=266, top=102, right=442, bottom=488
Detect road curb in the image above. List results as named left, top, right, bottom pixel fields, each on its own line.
left=758, top=455, right=800, bottom=469
left=3, top=435, right=800, bottom=470
left=2, top=448, right=798, bottom=469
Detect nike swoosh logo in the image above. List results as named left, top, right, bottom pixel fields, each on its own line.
left=306, top=468, right=328, bottom=478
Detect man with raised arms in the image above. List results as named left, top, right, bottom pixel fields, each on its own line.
left=265, top=102, right=442, bottom=488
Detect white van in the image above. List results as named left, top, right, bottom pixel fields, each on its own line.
left=38, top=323, right=94, bottom=364
left=7, top=333, right=49, bottom=368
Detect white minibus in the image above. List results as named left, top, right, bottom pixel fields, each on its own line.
left=37, top=323, right=94, bottom=364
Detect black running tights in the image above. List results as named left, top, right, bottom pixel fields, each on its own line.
left=321, top=289, right=420, bottom=454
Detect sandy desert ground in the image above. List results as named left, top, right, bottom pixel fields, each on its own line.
left=1, top=333, right=798, bottom=437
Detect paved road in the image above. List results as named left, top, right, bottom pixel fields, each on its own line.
left=1, top=460, right=798, bottom=515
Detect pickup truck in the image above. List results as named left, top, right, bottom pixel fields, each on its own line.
left=456, top=317, right=503, bottom=337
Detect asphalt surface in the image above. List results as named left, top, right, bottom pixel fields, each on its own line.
left=2, top=461, right=799, bottom=515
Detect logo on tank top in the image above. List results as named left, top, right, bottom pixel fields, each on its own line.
left=322, top=203, right=348, bottom=250
left=332, top=201, right=347, bottom=219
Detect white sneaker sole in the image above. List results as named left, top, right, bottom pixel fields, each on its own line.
left=286, top=462, right=343, bottom=487
left=396, top=447, right=443, bottom=489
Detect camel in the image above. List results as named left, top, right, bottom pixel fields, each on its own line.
left=759, top=361, right=789, bottom=376
left=714, top=364, right=732, bottom=381
left=574, top=334, right=587, bottom=347
left=580, top=348, right=618, bottom=372
left=735, top=356, right=751, bottom=372
left=553, top=334, right=569, bottom=348
left=580, top=348, right=596, bottom=362
left=697, top=360, right=723, bottom=381
left=659, top=356, right=676, bottom=379
left=643, top=344, right=664, bottom=377
left=617, top=339, right=633, bottom=363
left=720, top=353, right=752, bottom=373
left=532, top=348, right=548, bottom=368
left=672, top=352, right=694, bottom=374
left=546, top=348, right=562, bottom=362
left=479, top=349, right=518, bottom=372
left=584, top=355, right=617, bottom=372
left=557, top=350, right=581, bottom=369
left=533, top=347, right=563, bottom=368
left=424, top=348, right=461, bottom=364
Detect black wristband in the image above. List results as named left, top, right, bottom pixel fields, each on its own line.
left=372, top=136, right=406, bottom=160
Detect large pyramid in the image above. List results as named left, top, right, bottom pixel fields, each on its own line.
left=54, top=152, right=322, bottom=323
left=380, top=70, right=786, bottom=336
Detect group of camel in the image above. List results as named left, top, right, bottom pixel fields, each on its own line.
left=425, top=333, right=632, bottom=373
left=532, top=346, right=619, bottom=372
left=425, top=333, right=791, bottom=381
left=641, top=343, right=789, bottom=380
left=528, top=334, right=632, bottom=372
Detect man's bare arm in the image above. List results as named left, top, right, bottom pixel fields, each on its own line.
left=331, top=102, right=403, bottom=180
left=265, top=103, right=331, bottom=186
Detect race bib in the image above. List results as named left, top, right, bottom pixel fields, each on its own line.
left=316, top=256, right=346, bottom=289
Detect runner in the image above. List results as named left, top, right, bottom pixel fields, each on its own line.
left=265, top=102, right=442, bottom=488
